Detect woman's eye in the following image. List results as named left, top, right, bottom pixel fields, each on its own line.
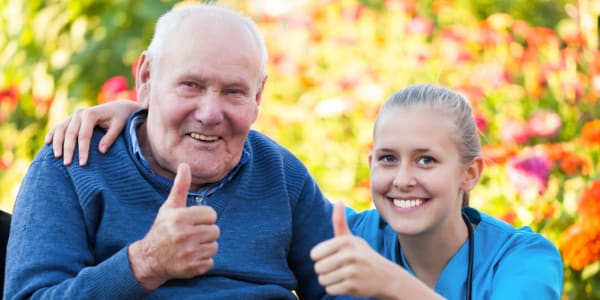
left=378, top=155, right=396, bottom=163
left=417, top=156, right=436, bottom=165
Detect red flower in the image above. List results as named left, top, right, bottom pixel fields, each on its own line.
left=0, top=85, right=19, bottom=110
left=98, top=76, right=132, bottom=104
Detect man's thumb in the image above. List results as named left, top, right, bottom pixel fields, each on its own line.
left=164, top=163, right=191, bottom=208
left=332, top=201, right=350, bottom=236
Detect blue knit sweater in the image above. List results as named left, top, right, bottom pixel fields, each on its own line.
left=6, top=117, right=334, bottom=299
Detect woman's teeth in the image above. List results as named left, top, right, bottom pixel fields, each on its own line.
left=392, top=199, right=424, bottom=208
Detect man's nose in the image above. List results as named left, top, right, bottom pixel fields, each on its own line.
left=193, top=93, right=224, bottom=126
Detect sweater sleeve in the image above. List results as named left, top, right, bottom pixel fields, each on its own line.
left=287, top=173, right=334, bottom=299
left=4, top=156, right=148, bottom=300
left=489, top=232, right=563, bottom=299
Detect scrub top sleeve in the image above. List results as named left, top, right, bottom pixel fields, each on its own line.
left=490, top=233, right=563, bottom=300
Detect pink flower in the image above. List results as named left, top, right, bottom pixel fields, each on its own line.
left=527, top=110, right=562, bottom=139
left=500, top=118, right=530, bottom=145
left=475, top=114, right=488, bottom=133
left=506, top=155, right=552, bottom=196
left=406, top=16, right=433, bottom=35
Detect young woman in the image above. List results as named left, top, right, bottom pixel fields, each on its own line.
left=311, top=84, right=563, bottom=299
left=46, top=84, right=563, bottom=299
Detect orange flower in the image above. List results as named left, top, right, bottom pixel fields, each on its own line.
left=500, top=209, right=517, bottom=225
left=481, top=144, right=517, bottom=165
left=534, top=202, right=556, bottom=223
left=560, top=219, right=600, bottom=270
left=542, top=143, right=566, bottom=162
left=578, top=180, right=600, bottom=219
left=559, top=152, right=590, bottom=176
left=581, top=120, right=600, bottom=147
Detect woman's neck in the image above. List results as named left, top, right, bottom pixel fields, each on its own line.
left=398, top=214, right=469, bottom=288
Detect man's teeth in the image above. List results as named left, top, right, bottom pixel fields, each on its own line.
left=189, top=133, right=218, bottom=141
left=392, top=199, right=424, bottom=208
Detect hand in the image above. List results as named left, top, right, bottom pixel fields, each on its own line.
left=310, top=201, right=403, bottom=299
left=44, top=100, right=142, bottom=166
left=128, top=163, right=220, bottom=291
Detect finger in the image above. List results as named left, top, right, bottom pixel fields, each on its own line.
left=44, top=127, right=55, bottom=145
left=50, top=119, right=70, bottom=158
left=77, top=111, right=96, bottom=166
left=317, top=264, right=348, bottom=287
left=313, top=249, right=345, bottom=275
left=164, top=163, right=191, bottom=209
left=98, top=120, right=126, bottom=154
left=310, top=237, right=347, bottom=261
left=333, top=201, right=350, bottom=236
left=62, top=112, right=83, bottom=166
left=183, top=206, right=218, bottom=225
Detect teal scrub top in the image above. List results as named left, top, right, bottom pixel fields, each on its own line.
left=339, top=206, right=563, bottom=300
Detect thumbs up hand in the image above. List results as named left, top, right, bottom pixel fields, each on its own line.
left=310, top=201, right=404, bottom=298
left=128, top=163, right=220, bottom=291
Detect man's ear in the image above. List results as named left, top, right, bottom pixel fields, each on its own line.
left=462, top=157, right=483, bottom=192
left=250, top=75, right=268, bottom=123
left=255, top=75, right=268, bottom=106
left=135, top=52, right=152, bottom=108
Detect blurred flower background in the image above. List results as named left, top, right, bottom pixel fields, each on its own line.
left=1, top=0, right=600, bottom=298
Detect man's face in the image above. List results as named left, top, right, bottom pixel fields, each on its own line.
left=138, top=15, right=264, bottom=189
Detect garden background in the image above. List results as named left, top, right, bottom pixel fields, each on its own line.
left=1, top=0, right=600, bottom=298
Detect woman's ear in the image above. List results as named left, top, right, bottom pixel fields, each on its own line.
left=462, top=157, right=483, bottom=192
left=135, top=52, right=152, bottom=108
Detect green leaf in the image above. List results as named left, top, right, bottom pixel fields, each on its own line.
left=581, top=261, right=600, bottom=280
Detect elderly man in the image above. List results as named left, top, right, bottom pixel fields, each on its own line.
left=5, top=4, right=333, bottom=299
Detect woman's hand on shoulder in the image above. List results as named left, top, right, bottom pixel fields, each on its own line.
left=45, top=100, right=142, bottom=166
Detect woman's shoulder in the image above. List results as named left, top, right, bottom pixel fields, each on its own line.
left=467, top=207, right=560, bottom=261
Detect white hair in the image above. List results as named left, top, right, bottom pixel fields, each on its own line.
left=145, top=3, right=268, bottom=79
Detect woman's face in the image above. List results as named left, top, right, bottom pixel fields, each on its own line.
left=369, top=106, right=479, bottom=237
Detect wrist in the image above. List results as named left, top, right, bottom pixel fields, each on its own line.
left=128, top=240, right=165, bottom=291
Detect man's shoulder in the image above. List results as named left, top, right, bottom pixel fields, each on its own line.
left=246, top=130, right=298, bottom=160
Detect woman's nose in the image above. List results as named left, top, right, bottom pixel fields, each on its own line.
left=392, top=165, right=417, bottom=190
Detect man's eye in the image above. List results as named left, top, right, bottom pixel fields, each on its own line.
left=182, top=81, right=198, bottom=88
left=224, top=89, right=244, bottom=95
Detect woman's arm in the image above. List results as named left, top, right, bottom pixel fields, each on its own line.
left=45, top=100, right=142, bottom=166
